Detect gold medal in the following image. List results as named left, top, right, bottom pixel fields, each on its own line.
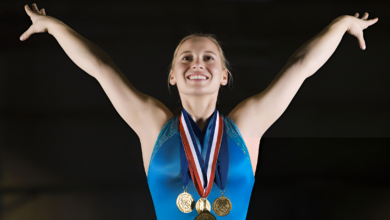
left=195, top=197, right=211, bottom=214
left=212, top=195, right=232, bottom=216
left=176, top=189, right=195, bottom=213
left=194, top=209, right=217, bottom=220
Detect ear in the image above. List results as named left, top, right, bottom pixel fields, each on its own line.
left=221, top=69, right=228, bottom=86
left=169, top=70, right=176, bottom=86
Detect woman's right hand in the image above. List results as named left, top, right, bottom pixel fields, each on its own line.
left=20, top=3, right=56, bottom=41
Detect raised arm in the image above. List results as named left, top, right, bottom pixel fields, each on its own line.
left=20, top=4, right=173, bottom=138
left=228, top=13, right=379, bottom=138
left=290, top=13, right=378, bottom=78
left=20, top=4, right=111, bottom=78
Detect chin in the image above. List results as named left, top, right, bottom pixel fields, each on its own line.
left=183, top=88, right=219, bottom=96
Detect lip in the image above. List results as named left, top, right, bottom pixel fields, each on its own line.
left=186, top=73, right=210, bottom=80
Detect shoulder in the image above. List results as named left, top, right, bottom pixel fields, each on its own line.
left=221, top=114, right=246, bottom=142
left=153, top=114, right=180, bottom=147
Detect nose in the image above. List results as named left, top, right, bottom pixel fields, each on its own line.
left=192, top=58, right=204, bottom=70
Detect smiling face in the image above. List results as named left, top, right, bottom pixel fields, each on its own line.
left=169, top=37, right=228, bottom=96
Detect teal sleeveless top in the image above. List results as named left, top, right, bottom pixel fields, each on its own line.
left=147, top=113, right=255, bottom=219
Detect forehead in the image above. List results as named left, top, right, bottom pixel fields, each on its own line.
left=177, top=37, right=219, bottom=55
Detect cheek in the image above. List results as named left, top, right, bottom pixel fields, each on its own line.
left=209, top=65, right=223, bottom=77
left=175, top=65, right=188, bottom=76
left=209, top=62, right=222, bottom=71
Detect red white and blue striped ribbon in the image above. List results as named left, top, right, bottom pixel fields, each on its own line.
left=179, top=108, right=224, bottom=198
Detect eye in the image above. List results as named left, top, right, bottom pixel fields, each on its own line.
left=182, top=56, right=214, bottom=61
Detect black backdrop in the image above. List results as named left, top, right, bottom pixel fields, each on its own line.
left=1, top=0, right=389, bottom=219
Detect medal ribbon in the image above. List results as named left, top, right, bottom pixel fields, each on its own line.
left=179, top=108, right=228, bottom=198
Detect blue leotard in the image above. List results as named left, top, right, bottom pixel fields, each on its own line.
left=147, top=113, right=255, bottom=219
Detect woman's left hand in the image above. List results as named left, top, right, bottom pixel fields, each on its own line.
left=345, top=12, right=379, bottom=50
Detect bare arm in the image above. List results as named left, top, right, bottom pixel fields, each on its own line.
left=47, top=19, right=113, bottom=78
left=95, top=63, right=174, bottom=138
left=228, top=61, right=306, bottom=137
left=45, top=10, right=173, bottom=136
left=290, top=13, right=378, bottom=78
left=20, top=3, right=112, bottom=78
left=229, top=13, right=379, bottom=138
left=20, top=4, right=174, bottom=138
left=48, top=20, right=174, bottom=135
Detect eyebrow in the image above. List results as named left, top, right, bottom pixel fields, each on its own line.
left=179, top=51, right=217, bottom=56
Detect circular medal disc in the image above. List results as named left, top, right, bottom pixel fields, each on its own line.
left=194, top=210, right=217, bottom=220
left=212, top=196, right=232, bottom=216
left=176, top=191, right=195, bottom=213
left=195, top=198, right=211, bottom=214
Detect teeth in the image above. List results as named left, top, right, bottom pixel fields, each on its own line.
left=189, top=75, right=207, bottom=80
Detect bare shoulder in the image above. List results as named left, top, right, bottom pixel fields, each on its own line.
left=136, top=96, right=174, bottom=176
left=136, top=95, right=174, bottom=140
left=94, top=61, right=174, bottom=176
left=136, top=95, right=174, bottom=151
left=227, top=61, right=307, bottom=138
left=227, top=97, right=266, bottom=138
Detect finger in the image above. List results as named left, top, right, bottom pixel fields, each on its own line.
left=20, top=25, right=34, bottom=41
left=362, top=12, right=369, bottom=20
left=40, top=8, right=45, bottom=15
left=357, top=32, right=366, bottom=50
left=354, top=13, right=359, bottom=17
left=33, top=3, right=40, bottom=13
left=24, top=4, right=34, bottom=16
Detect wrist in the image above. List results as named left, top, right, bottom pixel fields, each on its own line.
left=46, top=17, right=67, bottom=35
left=331, top=15, right=351, bottom=31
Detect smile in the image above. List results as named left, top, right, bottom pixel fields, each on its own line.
left=187, top=75, right=209, bottom=80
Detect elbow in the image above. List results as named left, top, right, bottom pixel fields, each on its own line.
left=287, top=55, right=304, bottom=67
left=285, top=58, right=311, bottom=79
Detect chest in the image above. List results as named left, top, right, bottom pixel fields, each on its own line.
left=148, top=132, right=254, bottom=179
left=147, top=132, right=256, bottom=219
left=141, top=135, right=261, bottom=177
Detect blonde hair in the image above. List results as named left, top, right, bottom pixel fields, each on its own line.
left=167, top=33, right=233, bottom=94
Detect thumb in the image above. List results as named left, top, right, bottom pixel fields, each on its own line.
left=357, top=32, right=366, bottom=50
left=20, top=25, right=34, bottom=41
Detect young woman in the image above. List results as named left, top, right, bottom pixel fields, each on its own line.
left=20, top=3, right=378, bottom=219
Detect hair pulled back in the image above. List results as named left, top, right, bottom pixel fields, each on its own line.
left=167, top=33, right=233, bottom=94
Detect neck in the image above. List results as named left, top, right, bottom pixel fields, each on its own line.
left=180, top=93, right=218, bottom=131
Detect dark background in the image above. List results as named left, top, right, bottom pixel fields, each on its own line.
left=1, top=0, right=389, bottom=219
